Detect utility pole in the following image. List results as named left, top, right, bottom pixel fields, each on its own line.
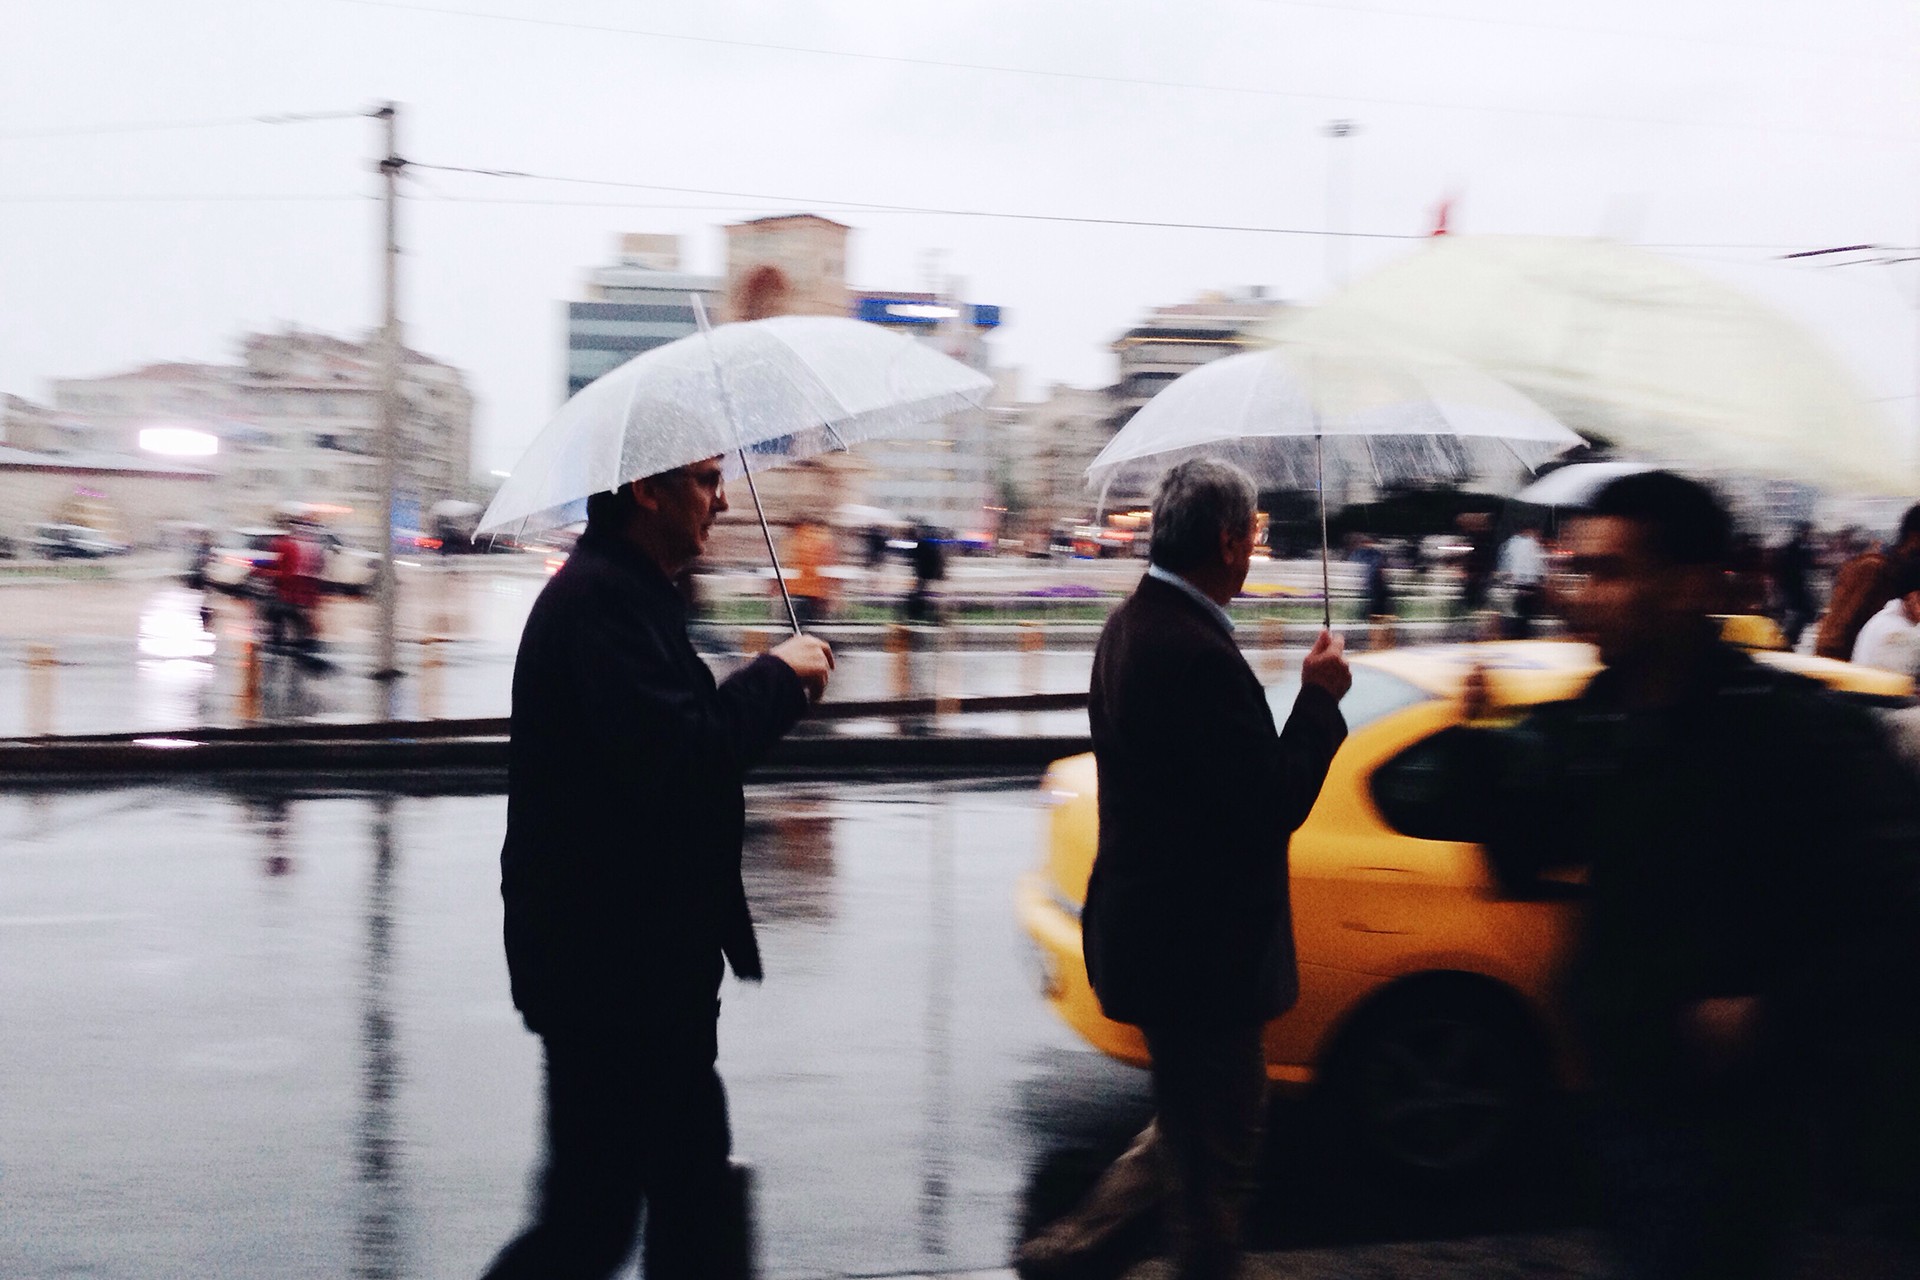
left=373, top=101, right=403, bottom=682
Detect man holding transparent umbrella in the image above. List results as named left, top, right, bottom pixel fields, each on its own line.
left=482, top=457, right=833, bottom=1280
left=1023, top=458, right=1351, bottom=1280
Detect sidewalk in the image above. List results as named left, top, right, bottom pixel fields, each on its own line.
left=867, top=1226, right=1919, bottom=1280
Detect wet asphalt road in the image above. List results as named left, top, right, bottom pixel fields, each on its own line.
left=0, top=776, right=1607, bottom=1280
left=1, top=777, right=1125, bottom=1280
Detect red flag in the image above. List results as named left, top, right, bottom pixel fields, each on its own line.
left=1431, top=195, right=1453, bottom=237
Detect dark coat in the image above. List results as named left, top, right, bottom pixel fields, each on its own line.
left=1465, top=643, right=1920, bottom=1102
left=500, top=527, right=807, bottom=1036
left=1082, top=573, right=1347, bottom=1029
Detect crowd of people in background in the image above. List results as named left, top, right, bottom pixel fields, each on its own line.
left=759, top=501, right=1920, bottom=690
left=1318, top=501, right=1920, bottom=684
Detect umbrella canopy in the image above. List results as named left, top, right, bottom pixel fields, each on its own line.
left=1512, top=461, right=1657, bottom=509
left=1085, top=330, right=1585, bottom=501
left=479, top=316, right=993, bottom=536
left=1264, top=235, right=1912, bottom=496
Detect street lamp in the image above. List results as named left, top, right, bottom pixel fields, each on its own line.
left=1324, top=119, right=1360, bottom=292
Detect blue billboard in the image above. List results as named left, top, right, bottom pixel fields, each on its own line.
left=855, top=297, right=1002, bottom=329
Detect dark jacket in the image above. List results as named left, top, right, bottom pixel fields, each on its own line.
left=1082, top=572, right=1347, bottom=1029
left=1464, top=642, right=1920, bottom=1101
left=500, top=527, right=808, bottom=1036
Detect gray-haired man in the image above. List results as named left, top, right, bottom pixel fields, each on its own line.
left=1021, top=458, right=1351, bottom=1280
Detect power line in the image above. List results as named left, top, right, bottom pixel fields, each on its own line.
left=0, top=193, right=366, bottom=204
left=407, top=161, right=1869, bottom=252
left=0, top=108, right=369, bottom=143
left=316, top=0, right=1914, bottom=142
left=407, top=162, right=1424, bottom=239
left=0, top=164, right=1882, bottom=256
left=1245, top=0, right=1901, bottom=58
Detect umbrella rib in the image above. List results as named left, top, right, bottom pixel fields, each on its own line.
left=1498, top=435, right=1542, bottom=475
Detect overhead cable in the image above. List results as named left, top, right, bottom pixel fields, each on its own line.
left=0, top=108, right=370, bottom=143
left=407, top=162, right=1423, bottom=238
left=316, top=0, right=1912, bottom=142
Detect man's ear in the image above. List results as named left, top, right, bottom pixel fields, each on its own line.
left=627, top=478, right=659, bottom=514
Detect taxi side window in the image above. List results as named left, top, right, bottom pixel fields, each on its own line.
left=1370, top=727, right=1484, bottom=844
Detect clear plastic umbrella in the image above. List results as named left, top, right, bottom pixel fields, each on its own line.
left=1086, top=330, right=1585, bottom=624
left=479, top=310, right=992, bottom=627
left=1264, top=235, right=1913, bottom=496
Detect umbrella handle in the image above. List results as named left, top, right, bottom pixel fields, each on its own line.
left=1317, top=433, right=1331, bottom=630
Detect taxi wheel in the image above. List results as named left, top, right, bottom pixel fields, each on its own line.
left=1323, top=982, right=1547, bottom=1185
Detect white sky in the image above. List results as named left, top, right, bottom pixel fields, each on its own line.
left=3, top=0, right=1917, bottom=475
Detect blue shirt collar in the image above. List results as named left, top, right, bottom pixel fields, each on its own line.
left=1146, top=563, right=1235, bottom=634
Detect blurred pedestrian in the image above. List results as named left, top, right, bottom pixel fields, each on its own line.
left=904, top=522, right=946, bottom=624
left=268, top=518, right=326, bottom=671
left=1769, top=521, right=1819, bottom=650
left=1016, top=457, right=1351, bottom=1280
left=1456, top=472, right=1920, bottom=1278
left=1849, top=560, right=1920, bottom=679
left=1814, top=503, right=1920, bottom=659
left=1350, top=534, right=1395, bottom=621
left=781, top=517, right=836, bottom=629
left=1458, top=511, right=1497, bottom=617
left=482, top=457, right=835, bottom=1280
left=1497, top=522, right=1547, bottom=638
left=1726, top=531, right=1770, bottom=617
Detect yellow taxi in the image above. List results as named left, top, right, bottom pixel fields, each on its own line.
left=1016, top=638, right=1913, bottom=1180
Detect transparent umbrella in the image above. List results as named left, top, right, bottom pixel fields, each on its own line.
left=1086, top=329, right=1585, bottom=624
left=1264, top=235, right=1913, bottom=495
left=479, top=309, right=992, bottom=628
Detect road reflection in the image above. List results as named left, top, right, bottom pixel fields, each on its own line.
left=6, top=778, right=1611, bottom=1280
left=355, top=796, right=406, bottom=1280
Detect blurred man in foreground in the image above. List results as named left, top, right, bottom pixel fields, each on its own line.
left=1460, top=471, right=1920, bottom=1277
left=482, top=456, right=834, bottom=1280
left=1019, top=458, right=1351, bottom=1280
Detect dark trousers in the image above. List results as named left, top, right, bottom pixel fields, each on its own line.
left=1141, top=1022, right=1269, bottom=1280
left=481, top=1019, right=748, bottom=1280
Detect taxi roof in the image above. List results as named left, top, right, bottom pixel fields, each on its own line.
left=1353, top=638, right=1914, bottom=704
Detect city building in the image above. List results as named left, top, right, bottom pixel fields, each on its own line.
left=1107, top=287, right=1289, bottom=431
left=564, top=233, right=722, bottom=399
left=723, top=215, right=851, bottom=321
left=1, top=393, right=89, bottom=454
left=45, top=328, right=476, bottom=546
left=997, top=383, right=1112, bottom=543
left=849, top=288, right=1008, bottom=538
left=231, top=329, right=475, bottom=544
left=0, top=445, right=214, bottom=547
left=1100, top=287, right=1291, bottom=506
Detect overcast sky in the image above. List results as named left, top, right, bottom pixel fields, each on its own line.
left=4, top=0, right=1917, bottom=475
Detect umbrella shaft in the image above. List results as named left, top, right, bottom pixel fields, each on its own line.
left=1317, top=433, right=1331, bottom=630
left=739, top=447, right=802, bottom=635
